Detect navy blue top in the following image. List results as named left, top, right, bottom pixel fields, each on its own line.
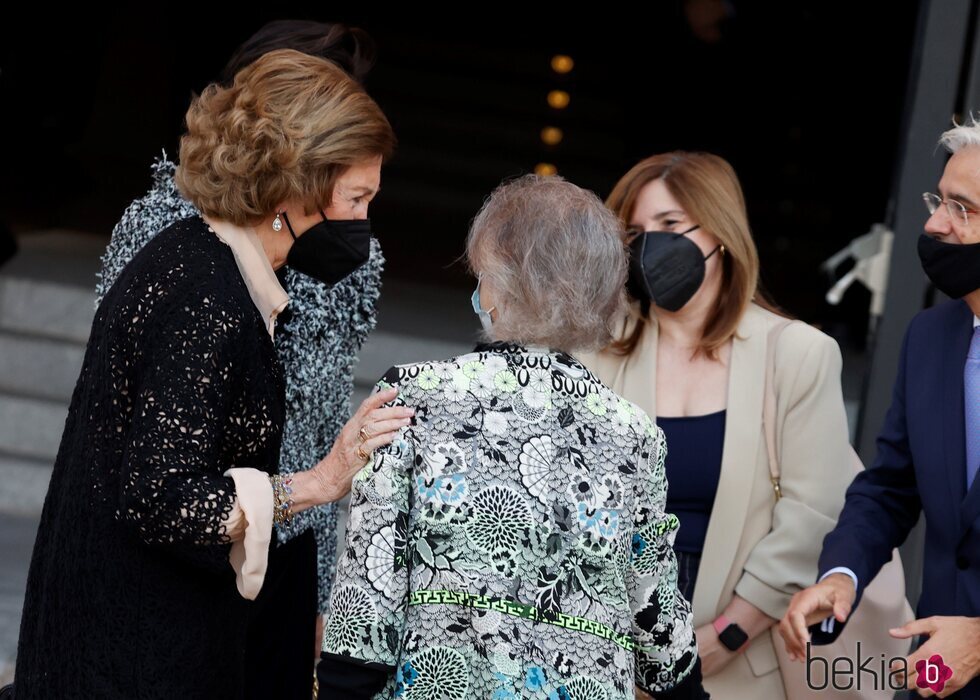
left=658, top=410, right=726, bottom=554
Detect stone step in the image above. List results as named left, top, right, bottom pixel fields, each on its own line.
left=0, top=454, right=51, bottom=516
left=0, top=276, right=95, bottom=344
left=0, top=395, right=67, bottom=462
left=0, top=512, right=41, bottom=680
left=0, top=332, right=85, bottom=403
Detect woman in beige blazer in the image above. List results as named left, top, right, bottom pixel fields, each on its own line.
left=580, top=151, right=855, bottom=700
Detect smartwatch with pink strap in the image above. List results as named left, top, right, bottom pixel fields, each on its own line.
left=712, top=614, right=749, bottom=651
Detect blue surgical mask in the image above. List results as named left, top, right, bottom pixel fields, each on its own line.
left=471, top=277, right=495, bottom=332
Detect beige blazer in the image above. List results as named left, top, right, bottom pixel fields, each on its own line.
left=579, top=303, right=855, bottom=699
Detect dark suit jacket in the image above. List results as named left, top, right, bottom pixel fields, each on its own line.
left=818, top=299, right=979, bottom=695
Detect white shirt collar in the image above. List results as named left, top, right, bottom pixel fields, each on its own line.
left=201, top=215, right=289, bottom=339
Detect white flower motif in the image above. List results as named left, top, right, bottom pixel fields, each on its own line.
left=451, top=370, right=471, bottom=392
left=610, top=406, right=632, bottom=435
left=470, top=374, right=494, bottom=399
left=462, top=361, right=484, bottom=379
left=528, top=368, right=552, bottom=393
left=483, top=411, right=509, bottom=435
left=586, top=393, right=607, bottom=416
left=482, top=355, right=508, bottom=376
left=443, top=382, right=467, bottom=403
left=493, top=370, right=518, bottom=394
left=434, top=362, right=456, bottom=380
left=417, top=366, right=441, bottom=391
left=522, top=386, right=549, bottom=409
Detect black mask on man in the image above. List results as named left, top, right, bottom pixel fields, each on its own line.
left=917, top=233, right=980, bottom=299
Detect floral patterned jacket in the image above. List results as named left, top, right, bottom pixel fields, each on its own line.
left=323, top=342, right=699, bottom=700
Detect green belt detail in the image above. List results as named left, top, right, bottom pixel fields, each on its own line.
left=653, top=513, right=679, bottom=536
left=409, top=589, right=634, bottom=651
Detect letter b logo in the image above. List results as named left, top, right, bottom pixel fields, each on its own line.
left=916, top=654, right=953, bottom=693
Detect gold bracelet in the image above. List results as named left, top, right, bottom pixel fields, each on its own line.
left=270, top=473, right=295, bottom=527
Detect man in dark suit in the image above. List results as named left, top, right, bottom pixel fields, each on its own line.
left=780, top=119, right=980, bottom=698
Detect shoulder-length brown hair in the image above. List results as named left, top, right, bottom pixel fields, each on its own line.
left=607, top=151, right=781, bottom=358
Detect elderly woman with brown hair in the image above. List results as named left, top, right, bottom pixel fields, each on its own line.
left=13, top=49, right=410, bottom=699
left=94, top=20, right=387, bottom=676
left=318, top=174, right=708, bottom=699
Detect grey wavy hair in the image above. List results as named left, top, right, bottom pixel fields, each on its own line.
left=466, top=173, right=628, bottom=353
left=940, top=114, right=980, bottom=153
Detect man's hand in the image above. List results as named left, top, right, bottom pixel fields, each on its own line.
left=779, top=573, right=856, bottom=661
left=888, top=616, right=980, bottom=697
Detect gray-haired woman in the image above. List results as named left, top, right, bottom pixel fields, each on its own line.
left=318, top=174, right=709, bottom=699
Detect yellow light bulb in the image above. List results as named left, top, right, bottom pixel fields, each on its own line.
left=547, top=90, right=570, bottom=109
left=540, top=127, right=563, bottom=146
left=551, top=55, right=574, bottom=74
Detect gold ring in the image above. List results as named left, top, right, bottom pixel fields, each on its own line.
left=356, top=444, right=370, bottom=461
left=358, top=426, right=371, bottom=442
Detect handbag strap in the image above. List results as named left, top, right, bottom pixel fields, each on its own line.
left=763, top=318, right=794, bottom=501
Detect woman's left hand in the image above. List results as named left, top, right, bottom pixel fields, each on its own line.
left=695, top=623, right=737, bottom=677
left=311, top=387, right=414, bottom=502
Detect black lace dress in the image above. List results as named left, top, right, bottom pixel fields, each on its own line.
left=14, top=217, right=288, bottom=699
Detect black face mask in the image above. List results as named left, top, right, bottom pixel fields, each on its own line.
left=282, top=210, right=371, bottom=286
left=917, top=233, right=980, bottom=299
left=627, top=225, right=721, bottom=312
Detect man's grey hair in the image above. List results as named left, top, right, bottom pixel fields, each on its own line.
left=940, top=114, right=980, bottom=153
left=465, top=173, right=627, bottom=354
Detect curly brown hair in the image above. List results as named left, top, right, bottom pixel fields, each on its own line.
left=175, top=48, right=395, bottom=226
